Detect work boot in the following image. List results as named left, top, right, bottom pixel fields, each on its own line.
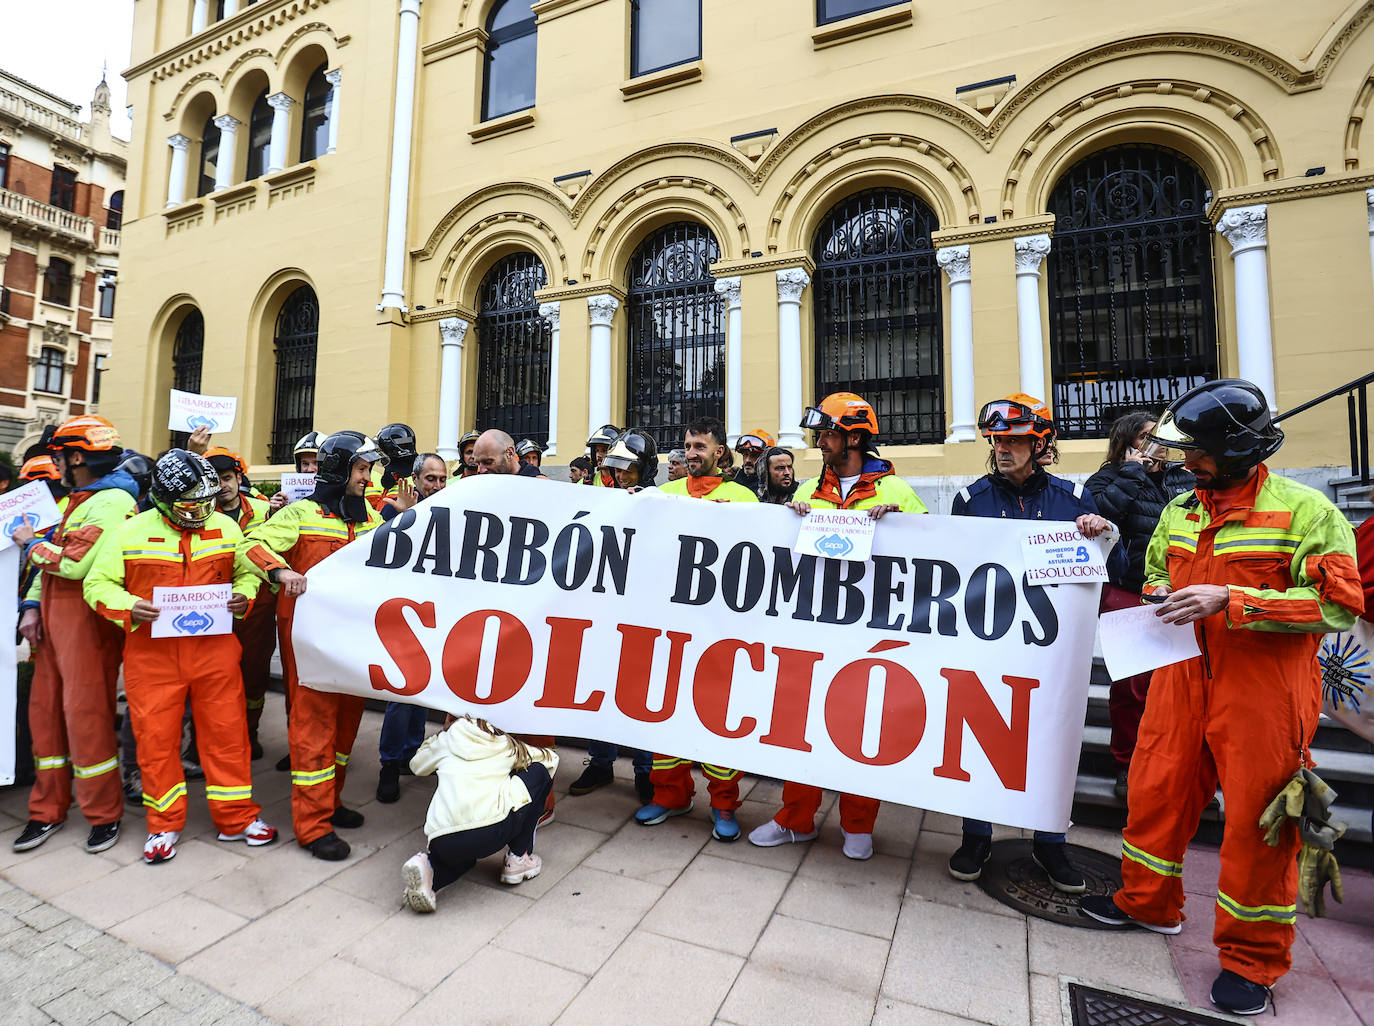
left=1210, top=970, right=1273, bottom=1016
left=634, top=771, right=654, bottom=805
left=947, top=833, right=993, bottom=881
left=86, top=821, right=120, bottom=854
left=377, top=762, right=401, bottom=804
left=329, top=806, right=365, bottom=829
left=307, top=831, right=350, bottom=861
left=12, top=820, right=63, bottom=852
left=402, top=852, right=436, bottom=912
left=1033, top=841, right=1086, bottom=893
left=568, top=760, right=614, bottom=796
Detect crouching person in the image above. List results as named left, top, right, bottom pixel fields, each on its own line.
left=401, top=716, right=558, bottom=912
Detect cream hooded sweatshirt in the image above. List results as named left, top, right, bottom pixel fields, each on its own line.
left=410, top=718, right=559, bottom=842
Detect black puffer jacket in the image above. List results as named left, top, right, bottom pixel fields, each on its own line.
left=1085, top=461, right=1195, bottom=591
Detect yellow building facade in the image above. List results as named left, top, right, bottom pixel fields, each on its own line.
left=109, top=0, right=1374, bottom=491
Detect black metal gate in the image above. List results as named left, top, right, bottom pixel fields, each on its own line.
left=1046, top=145, right=1219, bottom=438
left=475, top=253, right=550, bottom=445
left=269, top=286, right=318, bottom=464
left=626, top=222, right=725, bottom=445
left=812, top=188, right=944, bottom=445
left=170, top=308, right=204, bottom=448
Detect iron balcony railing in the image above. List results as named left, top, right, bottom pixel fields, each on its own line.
left=1275, top=370, right=1374, bottom=485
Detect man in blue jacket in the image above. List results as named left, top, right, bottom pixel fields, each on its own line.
left=948, top=393, right=1112, bottom=893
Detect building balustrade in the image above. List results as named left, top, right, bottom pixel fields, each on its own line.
left=0, top=186, right=96, bottom=246
left=0, top=86, right=83, bottom=142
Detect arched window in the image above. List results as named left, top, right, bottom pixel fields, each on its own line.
left=106, top=190, right=123, bottom=230
left=482, top=0, right=537, bottom=122
left=631, top=0, right=701, bottom=77
left=270, top=286, right=318, bottom=464
left=812, top=188, right=944, bottom=445
left=1046, top=145, right=1218, bottom=438
left=626, top=222, right=723, bottom=443
left=244, top=90, right=273, bottom=181
left=170, top=308, right=204, bottom=447
left=34, top=347, right=65, bottom=395
left=197, top=115, right=221, bottom=197
left=475, top=253, right=550, bottom=444
left=299, top=65, right=332, bottom=163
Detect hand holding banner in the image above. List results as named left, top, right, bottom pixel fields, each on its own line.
left=150, top=584, right=233, bottom=638
left=1019, top=525, right=1116, bottom=584
left=168, top=389, right=238, bottom=434
left=0, top=480, right=63, bottom=551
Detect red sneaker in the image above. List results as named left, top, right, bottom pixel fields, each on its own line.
left=218, top=819, right=278, bottom=847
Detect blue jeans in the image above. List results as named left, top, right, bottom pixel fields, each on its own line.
left=962, top=818, right=1064, bottom=845
left=587, top=739, right=652, bottom=774
left=379, top=702, right=429, bottom=764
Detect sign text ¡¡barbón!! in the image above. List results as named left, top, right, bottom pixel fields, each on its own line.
left=291, top=477, right=1103, bottom=831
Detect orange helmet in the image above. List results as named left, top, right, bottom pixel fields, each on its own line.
left=978, top=393, right=1054, bottom=439
left=203, top=445, right=246, bottom=476
left=801, top=392, right=880, bottom=437
left=19, top=455, right=59, bottom=482
left=47, top=414, right=121, bottom=453
left=735, top=429, right=775, bottom=453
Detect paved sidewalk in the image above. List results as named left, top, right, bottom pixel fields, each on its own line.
left=1, top=698, right=1369, bottom=1025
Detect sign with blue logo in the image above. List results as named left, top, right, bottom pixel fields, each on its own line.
left=1019, top=525, right=1116, bottom=584
left=151, top=584, right=233, bottom=639
left=794, top=509, right=876, bottom=563
left=168, top=388, right=238, bottom=434
left=0, top=479, right=63, bottom=551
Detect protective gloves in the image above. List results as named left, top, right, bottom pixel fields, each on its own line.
left=1258, top=768, right=1348, bottom=919
left=1298, top=844, right=1344, bottom=918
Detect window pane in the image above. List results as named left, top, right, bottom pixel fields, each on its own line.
left=36, top=348, right=64, bottom=394
left=198, top=117, right=221, bottom=196
left=0, top=144, right=9, bottom=190
left=299, top=66, right=332, bottom=162
left=488, top=0, right=536, bottom=33
left=633, top=0, right=700, bottom=76
left=49, top=167, right=76, bottom=211
left=99, top=280, right=116, bottom=319
left=106, top=190, right=123, bottom=229
left=245, top=92, right=272, bottom=180
left=817, top=0, right=901, bottom=23
left=43, top=260, right=73, bottom=305
left=484, top=32, right=536, bottom=119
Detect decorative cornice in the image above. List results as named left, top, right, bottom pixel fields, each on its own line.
left=414, top=181, right=571, bottom=260
left=581, top=175, right=753, bottom=275
left=539, top=301, right=561, bottom=328
left=936, top=245, right=972, bottom=283
left=587, top=293, right=620, bottom=326
left=713, top=276, right=742, bottom=307
left=1014, top=234, right=1053, bottom=275
left=571, top=142, right=756, bottom=223
left=931, top=214, right=1055, bottom=248
left=776, top=267, right=811, bottom=303
left=532, top=280, right=626, bottom=304
left=431, top=210, right=569, bottom=302
left=422, top=27, right=486, bottom=65
left=1216, top=204, right=1268, bottom=253
left=1206, top=169, right=1374, bottom=221
left=531, top=0, right=611, bottom=25
left=410, top=300, right=476, bottom=324
left=712, top=251, right=815, bottom=278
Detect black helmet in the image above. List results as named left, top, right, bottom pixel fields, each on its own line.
left=376, top=423, right=418, bottom=464
left=602, top=429, right=659, bottom=483
left=117, top=449, right=154, bottom=495
left=316, top=431, right=386, bottom=486
left=293, top=430, right=325, bottom=458
left=150, top=449, right=218, bottom=529
left=587, top=424, right=620, bottom=449
left=458, top=429, right=480, bottom=450
left=515, top=439, right=543, bottom=459
left=1149, top=378, right=1282, bottom=480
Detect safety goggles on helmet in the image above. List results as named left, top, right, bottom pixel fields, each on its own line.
left=800, top=407, right=842, bottom=432
left=977, top=399, right=1053, bottom=438
left=734, top=434, right=766, bottom=453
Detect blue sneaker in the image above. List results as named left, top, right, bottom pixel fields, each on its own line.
left=711, top=808, right=741, bottom=842
left=635, top=801, right=693, bottom=826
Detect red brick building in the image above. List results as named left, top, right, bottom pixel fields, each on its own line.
left=0, top=70, right=125, bottom=461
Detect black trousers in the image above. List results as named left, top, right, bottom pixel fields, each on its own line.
left=429, top=763, right=552, bottom=890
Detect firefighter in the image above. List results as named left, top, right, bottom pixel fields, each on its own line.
left=1082, top=379, right=1363, bottom=1016
left=456, top=429, right=481, bottom=479
left=585, top=424, right=621, bottom=487
left=18, top=455, right=67, bottom=501
left=748, top=393, right=925, bottom=861
left=515, top=439, right=544, bottom=470
left=636, top=417, right=756, bottom=841
left=731, top=430, right=773, bottom=486
left=240, top=432, right=386, bottom=860
left=12, top=416, right=137, bottom=855
left=85, top=450, right=277, bottom=864
left=205, top=446, right=275, bottom=759
left=117, top=450, right=155, bottom=511
left=368, top=423, right=419, bottom=512
left=269, top=430, right=325, bottom=512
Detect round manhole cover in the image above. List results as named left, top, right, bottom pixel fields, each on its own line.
left=976, top=839, right=1128, bottom=928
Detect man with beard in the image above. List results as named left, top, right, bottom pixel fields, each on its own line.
left=753, top=445, right=797, bottom=504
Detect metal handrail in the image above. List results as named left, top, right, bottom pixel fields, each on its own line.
left=1276, top=371, right=1374, bottom=486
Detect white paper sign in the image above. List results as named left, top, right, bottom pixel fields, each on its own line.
left=0, top=546, right=18, bottom=784
left=0, top=479, right=63, bottom=551
left=150, top=584, right=233, bottom=638
left=1019, top=524, right=1114, bottom=584
left=1098, top=604, right=1201, bottom=679
left=168, top=389, right=237, bottom=434
left=281, top=473, right=316, bottom=502
left=793, top=508, right=877, bottom=562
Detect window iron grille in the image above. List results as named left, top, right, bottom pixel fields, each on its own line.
left=1046, top=145, right=1219, bottom=438
left=475, top=253, right=551, bottom=445
left=626, top=221, right=724, bottom=446
left=812, top=188, right=944, bottom=445
left=170, top=308, right=204, bottom=448
left=270, top=286, right=319, bottom=464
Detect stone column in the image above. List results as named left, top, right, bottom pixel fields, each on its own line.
left=540, top=301, right=561, bottom=457
left=776, top=268, right=810, bottom=449
left=265, top=93, right=295, bottom=174
left=437, top=317, right=470, bottom=462
left=166, top=134, right=191, bottom=207
left=714, top=276, right=743, bottom=444
left=223, top=0, right=239, bottom=15
left=587, top=294, right=619, bottom=436
left=324, top=69, right=342, bottom=155
left=1013, top=234, right=1051, bottom=400
left=937, top=244, right=976, bottom=442
left=379, top=0, right=424, bottom=311
left=1216, top=204, right=1276, bottom=412
left=211, top=114, right=240, bottom=192
left=191, top=0, right=208, bottom=33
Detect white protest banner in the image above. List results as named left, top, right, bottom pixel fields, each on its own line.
left=150, top=584, right=233, bottom=639
left=794, top=508, right=876, bottom=562
left=292, top=477, right=1103, bottom=832
left=0, top=546, right=18, bottom=784
left=1097, top=603, right=1201, bottom=680
left=168, top=389, right=237, bottom=434
left=0, top=479, right=63, bottom=551
left=281, top=473, right=316, bottom=502
left=1019, top=524, right=1114, bottom=584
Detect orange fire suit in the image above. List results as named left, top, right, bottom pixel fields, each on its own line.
left=240, top=499, right=382, bottom=845
left=23, top=482, right=136, bottom=828
left=1116, top=465, right=1362, bottom=986
left=650, top=476, right=758, bottom=811
left=85, top=510, right=264, bottom=836
left=224, top=494, right=275, bottom=741
left=772, top=462, right=927, bottom=835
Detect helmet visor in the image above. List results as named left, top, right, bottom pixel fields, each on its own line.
left=170, top=496, right=215, bottom=528
left=1145, top=411, right=1198, bottom=464
left=603, top=440, right=637, bottom=470
left=735, top=434, right=766, bottom=452
left=978, top=400, right=1039, bottom=435
left=800, top=407, right=839, bottom=432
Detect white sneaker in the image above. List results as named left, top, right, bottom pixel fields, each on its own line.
left=402, top=852, right=437, bottom=913
left=842, top=830, right=874, bottom=861
left=143, top=831, right=180, bottom=865
left=218, top=818, right=278, bottom=846
left=747, top=819, right=818, bottom=848
left=500, top=851, right=542, bottom=885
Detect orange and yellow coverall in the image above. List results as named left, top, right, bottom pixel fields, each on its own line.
left=225, top=493, right=275, bottom=743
